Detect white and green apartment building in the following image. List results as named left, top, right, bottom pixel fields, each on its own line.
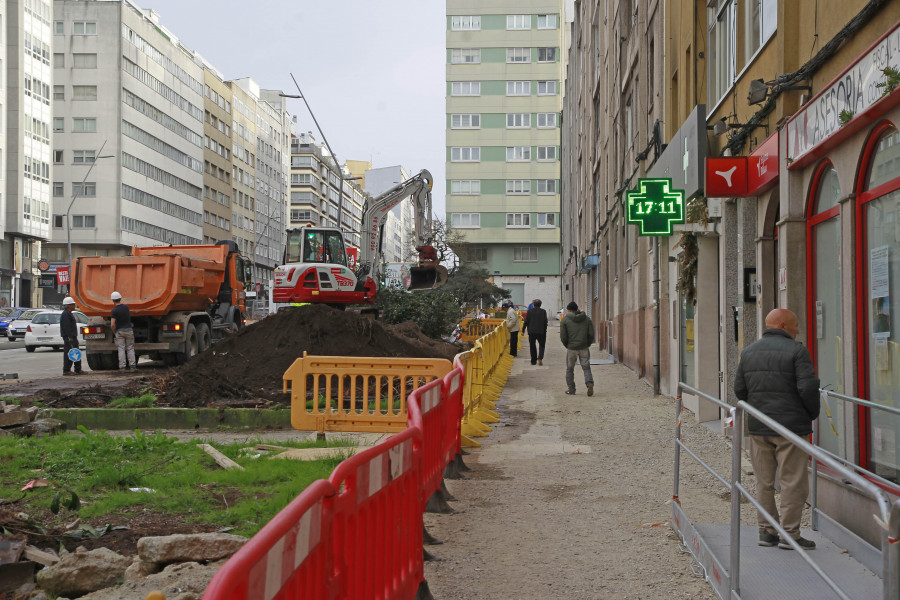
left=445, top=0, right=564, bottom=312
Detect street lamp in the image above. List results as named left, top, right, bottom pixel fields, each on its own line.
left=66, top=139, right=113, bottom=280
left=281, top=73, right=345, bottom=232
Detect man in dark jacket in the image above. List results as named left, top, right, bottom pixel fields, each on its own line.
left=523, top=299, right=548, bottom=366
left=60, top=297, right=83, bottom=375
left=560, top=301, right=594, bottom=396
left=734, top=308, right=820, bottom=551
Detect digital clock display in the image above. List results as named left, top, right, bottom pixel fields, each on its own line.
left=625, top=178, right=686, bottom=236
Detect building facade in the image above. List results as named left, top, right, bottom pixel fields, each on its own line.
left=1, top=0, right=53, bottom=308
left=446, top=0, right=564, bottom=313
left=562, top=0, right=900, bottom=545
left=201, top=67, right=233, bottom=245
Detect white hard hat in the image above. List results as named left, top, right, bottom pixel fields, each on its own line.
left=63, top=297, right=76, bottom=306
left=110, top=291, right=122, bottom=301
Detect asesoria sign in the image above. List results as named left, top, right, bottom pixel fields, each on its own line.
left=787, top=21, right=900, bottom=164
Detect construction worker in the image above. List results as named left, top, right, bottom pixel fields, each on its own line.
left=110, top=291, right=137, bottom=370
left=61, top=297, right=83, bottom=375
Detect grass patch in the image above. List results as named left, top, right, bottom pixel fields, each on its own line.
left=0, top=428, right=353, bottom=537
left=108, top=392, right=157, bottom=408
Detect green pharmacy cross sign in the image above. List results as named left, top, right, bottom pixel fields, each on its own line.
left=625, top=178, right=686, bottom=236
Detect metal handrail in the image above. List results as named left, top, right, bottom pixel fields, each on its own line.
left=674, top=381, right=898, bottom=599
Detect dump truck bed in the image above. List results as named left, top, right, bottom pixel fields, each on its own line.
left=71, top=245, right=229, bottom=317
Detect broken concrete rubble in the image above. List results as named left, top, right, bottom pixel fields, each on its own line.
left=0, top=404, right=65, bottom=437
left=137, top=532, right=248, bottom=564
left=35, top=546, right=131, bottom=596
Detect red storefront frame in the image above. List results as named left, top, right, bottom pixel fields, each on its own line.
left=855, top=120, right=900, bottom=474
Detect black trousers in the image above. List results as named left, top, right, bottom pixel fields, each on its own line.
left=63, top=336, right=82, bottom=373
left=529, top=333, right=547, bottom=364
left=509, top=330, right=518, bottom=356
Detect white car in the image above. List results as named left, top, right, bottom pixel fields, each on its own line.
left=7, top=309, right=50, bottom=341
left=23, top=310, right=88, bottom=352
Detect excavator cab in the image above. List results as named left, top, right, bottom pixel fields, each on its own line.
left=408, top=245, right=449, bottom=290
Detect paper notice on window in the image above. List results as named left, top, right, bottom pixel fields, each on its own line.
left=871, top=246, right=889, bottom=299
left=875, top=338, right=891, bottom=372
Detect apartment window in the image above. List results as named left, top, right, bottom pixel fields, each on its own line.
left=537, top=48, right=557, bottom=62
left=451, top=147, right=480, bottom=162
left=537, top=81, right=557, bottom=95
left=451, top=15, right=481, bottom=31
left=506, top=146, right=531, bottom=162
left=73, top=21, right=97, bottom=35
left=73, top=150, right=96, bottom=164
left=507, top=81, right=531, bottom=96
left=468, top=247, right=488, bottom=262
left=742, top=0, right=776, bottom=68
left=53, top=215, right=64, bottom=228
left=537, top=146, right=557, bottom=161
left=72, top=215, right=96, bottom=228
left=72, top=53, right=97, bottom=69
left=451, top=114, right=481, bottom=129
left=537, top=179, right=558, bottom=194
left=451, top=81, right=481, bottom=96
left=506, top=213, right=531, bottom=227
left=708, top=0, right=736, bottom=105
left=451, top=48, right=481, bottom=64
left=53, top=85, right=64, bottom=100
left=537, top=14, right=558, bottom=29
left=53, top=182, right=63, bottom=197
left=507, top=15, right=529, bottom=30
left=53, top=21, right=63, bottom=35
left=72, top=85, right=97, bottom=100
left=450, top=180, right=481, bottom=194
left=625, top=95, right=634, bottom=149
left=507, top=113, right=531, bottom=128
left=507, top=179, right=531, bottom=194
left=537, top=113, right=558, bottom=128
left=53, top=117, right=63, bottom=132
left=73, top=182, right=96, bottom=197
left=53, top=53, right=63, bottom=68
left=507, top=48, right=530, bottom=63
left=514, top=247, right=538, bottom=262
left=451, top=213, right=481, bottom=228
left=538, top=213, right=557, bottom=227
left=72, top=118, right=96, bottom=132
left=53, top=150, right=63, bottom=164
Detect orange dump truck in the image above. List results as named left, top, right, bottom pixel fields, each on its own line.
left=70, top=240, right=251, bottom=370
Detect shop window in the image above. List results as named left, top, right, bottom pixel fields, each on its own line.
left=858, top=124, right=900, bottom=481
left=807, top=163, right=844, bottom=459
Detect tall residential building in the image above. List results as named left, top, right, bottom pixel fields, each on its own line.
left=1, top=0, right=53, bottom=308
left=445, top=0, right=564, bottom=313
left=227, top=79, right=257, bottom=261
left=48, top=0, right=205, bottom=304
left=200, top=66, right=233, bottom=245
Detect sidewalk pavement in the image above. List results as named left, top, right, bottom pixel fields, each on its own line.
left=423, top=328, right=722, bottom=599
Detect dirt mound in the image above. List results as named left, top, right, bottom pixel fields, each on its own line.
left=156, top=305, right=462, bottom=408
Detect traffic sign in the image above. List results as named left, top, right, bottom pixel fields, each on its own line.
left=67, top=348, right=82, bottom=362
left=625, top=178, right=686, bottom=236
left=37, top=259, right=50, bottom=272
left=56, top=266, right=70, bottom=285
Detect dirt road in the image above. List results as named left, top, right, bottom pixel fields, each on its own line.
left=424, top=335, right=756, bottom=599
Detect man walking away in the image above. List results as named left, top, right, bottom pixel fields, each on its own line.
left=110, top=291, right=137, bottom=370
left=60, top=297, right=83, bottom=375
left=560, top=301, right=594, bottom=396
left=523, top=299, right=548, bottom=365
left=505, top=302, right=520, bottom=357
left=734, top=308, right=820, bottom=550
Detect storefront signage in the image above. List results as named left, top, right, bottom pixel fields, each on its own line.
left=38, top=274, right=56, bottom=288
left=705, top=157, right=748, bottom=196
left=647, top=105, right=707, bottom=200
left=787, top=21, right=900, bottom=164
left=625, top=178, right=686, bottom=236
left=748, top=131, right=779, bottom=194
left=56, top=266, right=70, bottom=285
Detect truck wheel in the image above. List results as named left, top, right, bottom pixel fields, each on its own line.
left=174, top=324, right=198, bottom=365
left=86, top=353, right=103, bottom=370
left=196, top=323, right=211, bottom=353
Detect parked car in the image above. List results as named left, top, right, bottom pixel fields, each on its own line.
left=0, top=307, right=27, bottom=336
left=23, top=310, right=88, bottom=352
left=7, top=309, right=49, bottom=341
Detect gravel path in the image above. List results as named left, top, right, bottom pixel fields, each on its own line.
left=424, top=332, right=759, bottom=599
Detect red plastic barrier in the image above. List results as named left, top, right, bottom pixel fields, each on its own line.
left=204, top=359, right=470, bottom=600
left=203, top=479, right=334, bottom=600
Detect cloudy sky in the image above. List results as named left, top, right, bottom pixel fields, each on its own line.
left=141, top=0, right=448, bottom=214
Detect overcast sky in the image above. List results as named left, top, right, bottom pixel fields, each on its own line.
left=142, top=0, right=448, bottom=215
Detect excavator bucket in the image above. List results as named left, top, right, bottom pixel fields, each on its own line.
left=408, top=265, right=449, bottom=291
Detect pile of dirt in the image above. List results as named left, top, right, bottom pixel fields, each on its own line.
left=155, top=305, right=463, bottom=408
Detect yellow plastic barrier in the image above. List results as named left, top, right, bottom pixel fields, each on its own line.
left=458, top=318, right=506, bottom=342
left=284, top=352, right=452, bottom=435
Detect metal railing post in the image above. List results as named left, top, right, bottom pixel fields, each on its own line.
left=674, top=390, right=683, bottom=503
left=885, top=500, right=900, bottom=600
left=729, top=406, right=743, bottom=599
left=811, top=417, right=819, bottom=531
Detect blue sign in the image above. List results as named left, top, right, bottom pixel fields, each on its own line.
left=67, top=348, right=82, bottom=362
